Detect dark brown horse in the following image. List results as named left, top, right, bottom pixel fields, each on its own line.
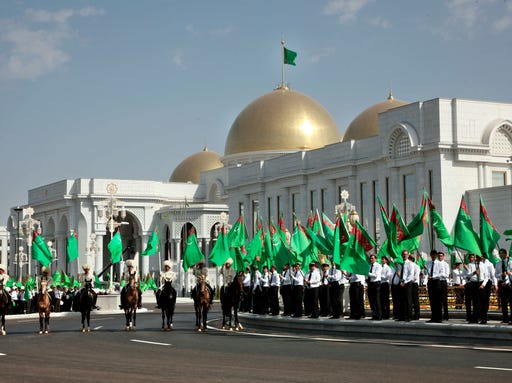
left=79, top=281, right=95, bottom=332
left=0, top=282, right=8, bottom=336
left=123, top=276, right=139, bottom=331
left=221, top=272, right=244, bottom=331
left=156, top=281, right=177, bottom=331
left=193, top=278, right=210, bottom=332
left=37, top=280, right=51, bottom=334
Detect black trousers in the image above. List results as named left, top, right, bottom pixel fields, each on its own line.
left=319, top=285, right=331, bottom=316
left=269, top=286, right=279, bottom=315
left=292, top=285, right=304, bottom=317
left=427, top=279, right=442, bottom=322
left=465, top=281, right=481, bottom=323
left=329, top=282, right=343, bottom=318
left=410, top=282, right=420, bottom=320
left=349, top=282, right=364, bottom=319
left=280, top=284, right=292, bottom=315
left=391, top=283, right=404, bottom=320
left=498, top=281, right=512, bottom=322
left=241, top=286, right=252, bottom=312
left=380, top=283, right=390, bottom=319
left=367, top=281, right=381, bottom=320
left=440, top=280, right=449, bottom=320
left=480, top=281, right=492, bottom=321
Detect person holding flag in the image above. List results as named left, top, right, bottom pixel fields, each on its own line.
left=120, top=260, right=142, bottom=309
left=495, top=248, right=512, bottom=323
left=36, top=267, right=56, bottom=310
left=437, top=252, right=450, bottom=321
left=192, top=260, right=213, bottom=304
left=156, top=260, right=175, bottom=308
left=380, top=256, right=392, bottom=320
left=220, top=258, right=237, bottom=303
left=78, top=264, right=99, bottom=310
left=0, top=264, right=12, bottom=309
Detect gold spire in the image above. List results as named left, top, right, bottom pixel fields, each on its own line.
left=388, top=86, right=394, bottom=100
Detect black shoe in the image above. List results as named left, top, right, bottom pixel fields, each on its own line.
left=94, top=306, right=100, bottom=310
left=479, top=320, right=487, bottom=324
left=426, top=319, right=441, bottom=323
left=119, top=305, right=123, bottom=309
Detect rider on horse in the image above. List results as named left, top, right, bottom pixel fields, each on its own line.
left=79, top=264, right=99, bottom=310
left=0, top=264, right=12, bottom=308
left=192, top=260, right=213, bottom=303
left=220, top=258, right=237, bottom=297
left=120, top=260, right=142, bottom=309
left=155, top=260, right=175, bottom=307
left=36, top=267, right=55, bottom=309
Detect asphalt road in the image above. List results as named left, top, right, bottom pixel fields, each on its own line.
left=1, top=304, right=511, bottom=383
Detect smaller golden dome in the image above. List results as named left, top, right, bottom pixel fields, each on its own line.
left=169, top=147, right=223, bottom=184
left=342, top=90, right=408, bottom=142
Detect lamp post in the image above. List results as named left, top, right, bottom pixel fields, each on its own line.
left=13, top=207, right=23, bottom=280
left=335, top=190, right=359, bottom=231
left=97, top=183, right=128, bottom=293
left=19, top=207, right=41, bottom=277
left=13, top=246, right=28, bottom=283
left=47, top=241, right=58, bottom=268
left=87, top=232, right=101, bottom=272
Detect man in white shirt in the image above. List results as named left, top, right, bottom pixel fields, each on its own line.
left=380, top=256, right=392, bottom=319
left=367, top=254, right=382, bottom=320
left=328, top=265, right=343, bottom=319
left=304, top=262, right=321, bottom=318
left=348, top=273, right=366, bottom=320
left=495, top=248, right=512, bottom=323
left=426, top=250, right=443, bottom=323
left=290, top=262, right=304, bottom=317
left=437, top=252, right=450, bottom=321
left=319, top=263, right=331, bottom=317
left=401, top=251, right=414, bottom=322
left=463, top=254, right=489, bottom=323
left=411, top=254, right=421, bottom=320
left=241, top=267, right=252, bottom=313
left=480, top=255, right=496, bottom=324
left=279, top=263, right=292, bottom=316
left=269, top=265, right=280, bottom=315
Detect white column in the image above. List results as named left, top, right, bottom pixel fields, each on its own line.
left=175, top=239, right=183, bottom=296
left=55, top=234, right=66, bottom=272
left=94, top=234, right=104, bottom=275
left=141, top=234, right=149, bottom=276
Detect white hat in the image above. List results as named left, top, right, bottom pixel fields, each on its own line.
left=163, top=260, right=172, bottom=268
left=41, top=266, right=50, bottom=274
left=225, top=258, right=233, bottom=265
left=0, top=264, right=6, bottom=271
left=126, top=259, right=135, bottom=268
left=82, top=264, right=91, bottom=271
left=21, top=286, right=25, bottom=290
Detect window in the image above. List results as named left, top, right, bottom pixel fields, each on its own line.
left=389, top=128, right=410, bottom=159
left=492, top=171, right=506, bottom=187
left=267, top=197, right=272, bottom=224
left=490, top=125, right=512, bottom=156
left=277, top=196, right=281, bottom=218
left=321, top=189, right=327, bottom=212
left=238, top=202, right=244, bottom=217
left=360, top=182, right=367, bottom=224
left=403, top=174, right=415, bottom=223
left=291, top=192, right=299, bottom=221
left=373, top=180, right=380, bottom=242
left=310, top=190, right=317, bottom=212
left=251, top=200, right=259, bottom=235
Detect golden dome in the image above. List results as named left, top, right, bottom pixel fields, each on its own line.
left=342, top=91, right=408, bottom=142
left=225, top=86, right=341, bottom=156
left=169, top=147, right=223, bottom=184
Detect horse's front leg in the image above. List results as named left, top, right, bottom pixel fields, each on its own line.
left=1, top=314, right=5, bottom=335
left=39, top=314, right=44, bottom=334
left=132, top=309, right=136, bottom=331
left=81, top=311, right=86, bottom=332
left=202, top=306, right=208, bottom=331
left=86, top=310, right=91, bottom=331
left=45, top=314, right=50, bottom=334
left=125, top=310, right=130, bottom=331
left=161, top=309, right=165, bottom=330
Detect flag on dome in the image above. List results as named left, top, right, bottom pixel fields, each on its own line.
left=283, top=46, right=297, bottom=66
left=67, top=231, right=79, bottom=263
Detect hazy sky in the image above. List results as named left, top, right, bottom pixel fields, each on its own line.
left=1, top=0, right=511, bottom=224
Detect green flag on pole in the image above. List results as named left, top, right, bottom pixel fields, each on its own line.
left=227, top=215, right=248, bottom=248
left=428, top=197, right=454, bottom=248
left=141, top=230, right=160, bottom=256
left=108, top=231, right=123, bottom=264
left=52, top=270, right=62, bottom=286
left=67, top=231, right=79, bottom=263
left=479, top=195, right=501, bottom=263
left=182, top=228, right=204, bottom=271
left=208, top=226, right=230, bottom=267
left=32, top=232, right=53, bottom=267
left=453, top=195, right=481, bottom=255
left=284, top=47, right=297, bottom=66
left=341, top=221, right=376, bottom=276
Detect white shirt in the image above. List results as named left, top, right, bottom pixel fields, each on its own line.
left=349, top=273, right=366, bottom=285
left=280, top=268, right=291, bottom=286
left=426, top=260, right=442, bottom=279
left=328, top=267, right=342, bottom=283
left=452, top=268, right=466, bottom=285
left=260, top=271, right=270, bottom=287
left=269, top=270, right=280, bottom=287
left=464, top=261, right=489, bottom=285
left=381, top=263, right=392, bottom=284
left=305, top=268, right=321, bottom=288
left=402, top=260, right=415, bottom=284
left=252, top=270, right=262, bottom=291
left=438, top=260, right=450, bottom=281
left=391, top=264, right=403, bottom=285
left=412, top=262, right=421, bottom=284
left=495, top=258, right=512, bottom=284
left=483, top=259, right=497, bottom=286
left=367, top=262, right=382, bottom=283
left=242, top=272, right=251, bottom=287
left=291, top=268, right=304, bottom=286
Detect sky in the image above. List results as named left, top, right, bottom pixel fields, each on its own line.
left=1, top=0, right=511, bottom=224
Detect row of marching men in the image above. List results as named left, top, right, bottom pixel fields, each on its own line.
left=237, top=247, right=512, bottom=324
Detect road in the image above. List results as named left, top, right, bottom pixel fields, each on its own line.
left=1, top=304, right=511, bottom=383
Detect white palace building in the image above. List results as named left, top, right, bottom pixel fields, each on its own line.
left=6, top=85, right=512, bottom=295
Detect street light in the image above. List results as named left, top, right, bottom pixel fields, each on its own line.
left=87, top=232, right=101, bottom=273
left=97, top=183, right=128, bottom=292
left=335, top=190, right=359, bottom=231
left=13, top=207, right=23, bottom=280
left=13, top=246, right=28, bottom=283
left=19, top=207, right=41, bottom=277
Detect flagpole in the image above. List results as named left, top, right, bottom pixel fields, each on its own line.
left=281, top=36, right=285, bottom=88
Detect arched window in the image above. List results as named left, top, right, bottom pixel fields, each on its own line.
left=388, top=128, right=411, bottom=159
left=490, top=124, right=512, bottom=156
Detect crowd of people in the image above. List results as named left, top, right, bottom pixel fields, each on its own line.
left=233, top=248, right=512, bottom=325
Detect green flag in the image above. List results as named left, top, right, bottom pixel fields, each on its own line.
left=284, top=46, right=297, bottom=66
left=208, top=226, right=231, bottom=266
left=272, top=227, right=295, bottom=272
left=245, top=229, right=264, bottom=266
left=62, top=271, right=71, bottom=288
left=145, top=275, right=158, bottom=291
left=182, top=228, right=204, bottom=271
left=227, top=215, right=248, bottom=248
left=67, top=231, right=79, bottom=263
left=52, top=270, right=62, bottom=286
left=141, top=230, right=160, bottom=256
left=230, top=246, right=246, bottom=273
left=32, top=232, right=53, bottom=267
left=479, top=196, right=501, bottom=262
left=341, top=221, right=375, bottom=276
left=377, top=196, right=390, bottom=237
left=428, top=197, right=454, bottom=248
left=332, top=215, right=350, bottom=268
left=406, top=193, right=428, bottom=239
left=290, top=220, right=311, bottom=256
left=453, top=195, right=481, bottom=255
left=94, top=273, right=103, bottom=289
left=108, top=231, right=123, bottom=264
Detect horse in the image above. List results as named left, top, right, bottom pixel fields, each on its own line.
left=156, top=281, right=177, bottom=331
left=79, top=281, right=95, bottom=333
left=37, top=280, right=51, bottom=334
left=193, top=278, right=210, bottom=332
left=221, top=272, right=244, bottom=331
left=123, top=275, right=139, bottom=331
left=0, top=282, right=9, bottom=336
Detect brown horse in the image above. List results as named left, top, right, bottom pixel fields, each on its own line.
left=221, top=272, right=244, bottom=331
left=193, top=278, right=210, bottom=332
left=123, top=276, right=139, bottom=331
left=79, top=281, right=95, bottom=332
left=0, top=282, right=9, bottom=336
left=37, top=280, right=51, bottom=334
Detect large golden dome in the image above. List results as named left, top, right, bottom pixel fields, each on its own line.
left=169, top=147, right=223, bottom=184
left=224, top=86, right=341, bottom=156
left=342, top=91, right=408, bottom=142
